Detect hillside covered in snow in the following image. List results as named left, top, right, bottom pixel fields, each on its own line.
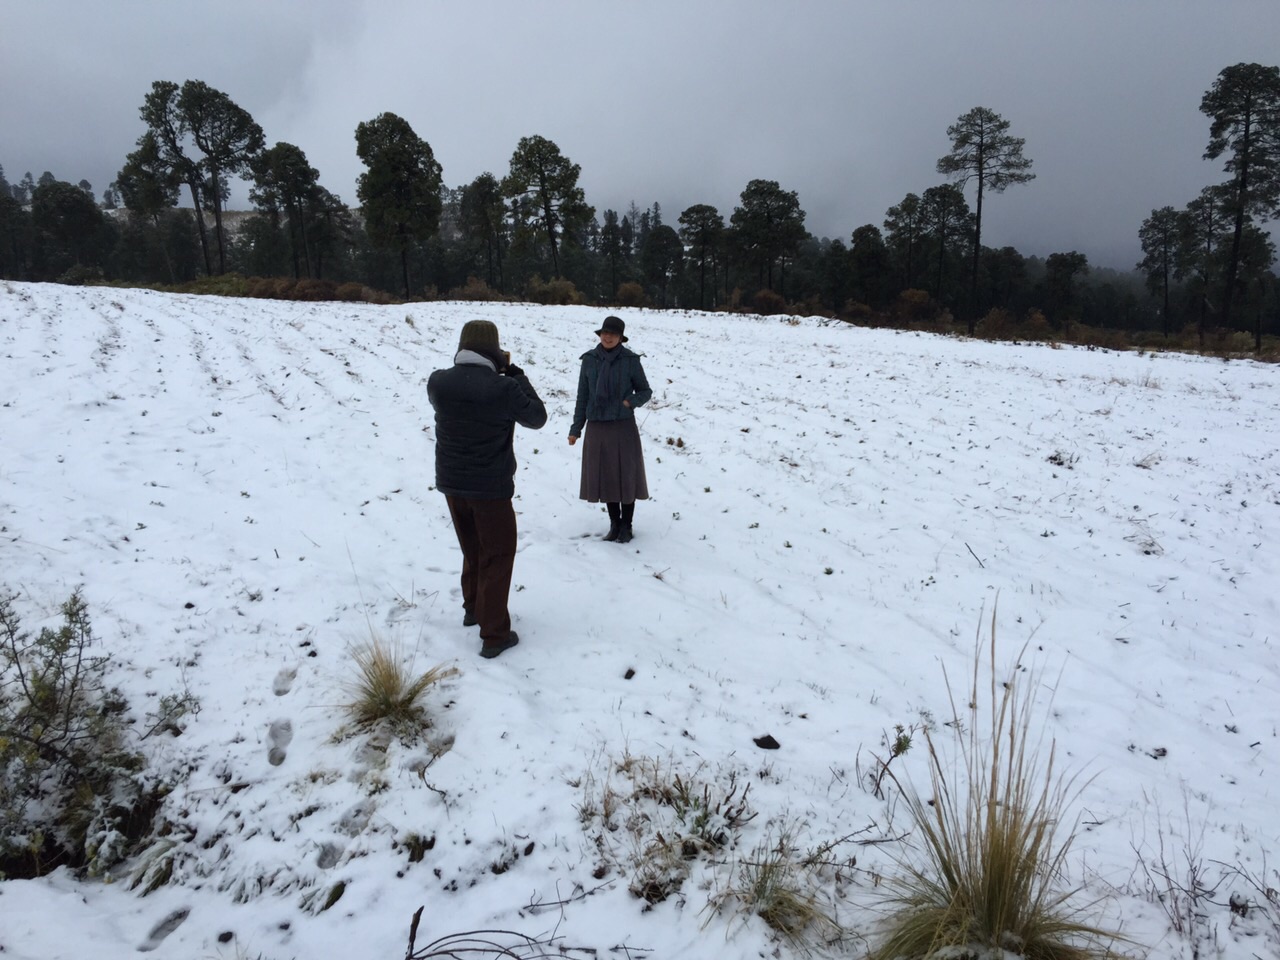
left=1, top=281, right=1278, bottom=959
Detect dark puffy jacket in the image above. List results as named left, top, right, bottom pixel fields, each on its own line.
left=428, top=360, right=547, bottom=499
left=569, top=346, right=652, bottom=437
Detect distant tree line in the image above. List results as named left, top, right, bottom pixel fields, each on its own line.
left=1, top=63, right=1277, bottom=352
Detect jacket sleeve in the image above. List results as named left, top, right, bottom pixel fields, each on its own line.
left=570, top=359, right=590, bottom=437
left=426, top=370, right=440, bottom=411
left=626, top=356, right=653, bottom=410
left=508, top=373, right=548, bottom=430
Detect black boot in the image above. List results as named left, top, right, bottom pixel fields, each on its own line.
left=616, top=502, right=635, bottom=543
left=480, top=630, right=519, bottom=659
left=603, top=502, right=622, bottom=541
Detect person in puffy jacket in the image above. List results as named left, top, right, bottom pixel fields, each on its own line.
left=428, top=319, right=546, bottom=658
left=568, top=315, right=651, bottom=543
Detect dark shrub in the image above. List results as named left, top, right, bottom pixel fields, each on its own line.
left=891, top=289, right=938, bottom=323
left=450, top=277, right=509, bottom=302
left=294, top=278, right=339, bottom=301
left=752, top=289, right=787, bottom=316
left=615, top=282, right=646, bottom=307
left=527, top=276, right=584, bottom=305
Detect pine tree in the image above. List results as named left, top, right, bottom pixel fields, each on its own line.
left=729, top=179, right=806, bottom=294
left=937, top=107, right=1035, bottom=333
left=355, top=112, right=443, bottom=297
left=1137, top=207, right=1180, bottom=336
left=502, top=135, right=592, bottom=278
left=678, top=204, right=724, bottom=310
left=1200, top=62, right=1280, bottom=344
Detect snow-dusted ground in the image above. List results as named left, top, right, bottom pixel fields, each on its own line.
left=1, top=280, right=1277, bottom=960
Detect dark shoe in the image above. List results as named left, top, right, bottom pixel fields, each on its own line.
left=602, top=521, right=620, bottom=542
left=462, top=608, right=478, bottom=627
left=480, top=630, right=519, bottom=659
left=616, top=523, right=633, bottom=544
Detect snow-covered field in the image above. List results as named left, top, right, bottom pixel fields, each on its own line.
left=1, top=280, right=1277, bottom=959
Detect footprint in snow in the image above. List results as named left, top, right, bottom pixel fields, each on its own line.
left=267, top=718, right=293, bottom=766
left=138, top=906, right=190, bottom=952
left=338, top=800, right=375, bottom=836
left=316, top=841, right=343, bottom=869
left=272, top=665, right=297, bottom=696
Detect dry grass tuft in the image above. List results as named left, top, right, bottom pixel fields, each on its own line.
left=872, top=609, right=1128, bottom=960
left=344, top=636, right=458, bottom=739
left=716, top=822, right=843, bottom=947
left=575, top=751, right=761, bottom=906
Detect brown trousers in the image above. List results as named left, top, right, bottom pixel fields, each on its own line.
left=445, top=495, right=516, bottom=643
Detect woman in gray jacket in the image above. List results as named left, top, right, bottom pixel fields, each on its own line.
left=568, top=316, right=652, bottom=543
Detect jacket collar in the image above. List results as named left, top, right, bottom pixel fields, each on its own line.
left=455, top=348, right=496, bottom=371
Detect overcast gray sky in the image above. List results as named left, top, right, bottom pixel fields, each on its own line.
left=5, top=0, right=1279, bottom=271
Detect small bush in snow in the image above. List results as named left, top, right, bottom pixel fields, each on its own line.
left=343, top=635, right=459, bottom=741
left=575, top=752, right=758, bottom=904
left=0, top=588, right=155, bottom=879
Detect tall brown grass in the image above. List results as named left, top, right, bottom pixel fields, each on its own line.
left=344, top=636, right=458, bottom=738
left=873, top=611, right=1127, bottom=960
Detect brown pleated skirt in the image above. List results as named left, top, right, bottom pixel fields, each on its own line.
left=579, top=418, right=649, bottom=503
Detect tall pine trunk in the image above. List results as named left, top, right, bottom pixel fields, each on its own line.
left=969, top=176, right=984, bottom=336
left=186, top=180, right=211, bottom=276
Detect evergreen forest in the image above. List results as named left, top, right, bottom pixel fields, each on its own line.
left=2, top=63, right=1279, bottom=356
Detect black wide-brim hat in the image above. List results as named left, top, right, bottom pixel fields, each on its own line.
left=595, top=315, right=627, bottom=342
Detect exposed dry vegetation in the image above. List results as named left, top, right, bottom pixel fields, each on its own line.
left=1, top=589, right=164, bottom=879
left=872, top=613, right=1127, bottom=960
left=342, top=635, right=459, bottom=740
